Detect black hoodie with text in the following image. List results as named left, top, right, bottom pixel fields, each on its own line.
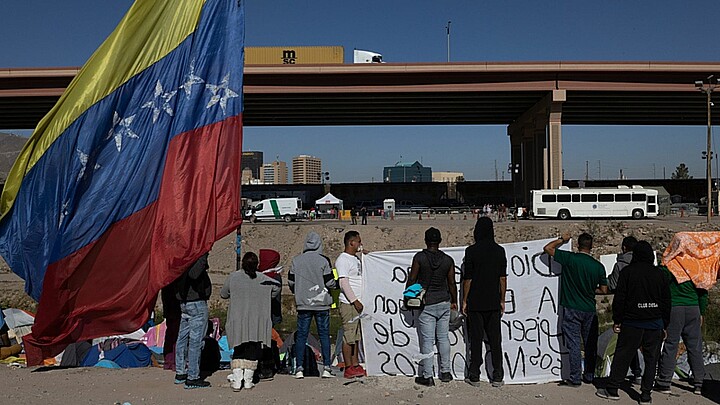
left=612, top=241, right=671, bottom=328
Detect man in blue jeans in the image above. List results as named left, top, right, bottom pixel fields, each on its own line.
left=544, top=232, right=608, bottom=387
left=174, top=252, right=212, bottom=389
left=288, top=231, right=337, bottom=379
left=406, top=227, right=457, bottom=387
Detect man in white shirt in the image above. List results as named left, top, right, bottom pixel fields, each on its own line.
left=336, top=230, right=366, bottom=379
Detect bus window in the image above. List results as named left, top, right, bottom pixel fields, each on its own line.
left=632, top=194, right=646, bottom=202
left=572, top=194, right=580, bottom=202
left=615, top=194, right=631, bottom=202
left=581, top=194, right=597, bottom=202
left=542, top=195, right=556, bottom=203
left=598, top=194, right=614, bottom=202
left=648, top=195, right=656, bottom=203
left=557, top=194, right=571, bottom=202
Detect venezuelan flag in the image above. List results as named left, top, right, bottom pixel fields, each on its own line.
left=0, top=0, right=244, bottom=365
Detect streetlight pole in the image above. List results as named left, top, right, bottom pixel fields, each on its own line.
left=446, top=21, right=451, bottom=62
left=696, top=76, right=719, bottom=222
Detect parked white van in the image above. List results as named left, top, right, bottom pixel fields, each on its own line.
left=245, top=198, right=303, bottom=223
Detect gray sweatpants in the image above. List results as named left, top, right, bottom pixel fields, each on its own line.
left=656, top=306, right=705, bottom=388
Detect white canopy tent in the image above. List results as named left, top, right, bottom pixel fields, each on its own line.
left=315, top=193, right=343, bottom=211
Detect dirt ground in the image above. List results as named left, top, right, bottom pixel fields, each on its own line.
left=1, top=214, right=720, bottom=404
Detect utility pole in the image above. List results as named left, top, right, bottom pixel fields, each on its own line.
left=696, top=76, right=718, bottom=223
left=446, top=21, right=451, bottom=62
left=598, top=160, right=601, bottom=180
left=494, top=160, right=498, bottom=181
left=585, top=160, right=589, bottom=182
left=653, top=163, right=656, bottom=179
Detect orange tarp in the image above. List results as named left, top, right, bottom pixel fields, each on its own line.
left=662, top=232, right=720, bottom=290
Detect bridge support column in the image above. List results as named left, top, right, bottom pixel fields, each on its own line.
left=508, top=90, right=566, bottom=206
left=548, top=100, right=563, bottom=189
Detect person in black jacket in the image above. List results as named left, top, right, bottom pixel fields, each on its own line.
left=462, top=217, right=507, bottom=387
left=173, top=252, right=212, bottom=389
left=596, top=241, right=670, bottom=403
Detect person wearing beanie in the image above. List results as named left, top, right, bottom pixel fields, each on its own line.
left=406, top=227, right=457, bottom=387
left=259, top=249, right=283, bottom=326
left=596, top=241, right=670, bottom=403
left=462, top=217, right=507, bottom=388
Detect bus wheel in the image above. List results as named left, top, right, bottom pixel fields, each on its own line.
left=558, top=210, right=571, bottom=220
left=632, top=209, right=644, bottom=219
left=284, top=214, right=292, bottom=223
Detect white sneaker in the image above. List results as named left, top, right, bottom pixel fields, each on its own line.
left=294, top=370, right=304, bottom=379
left=322, top=368, right=335, bottom=378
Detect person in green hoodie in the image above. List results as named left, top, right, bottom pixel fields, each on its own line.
left=654, top=265, right=708, bottom=395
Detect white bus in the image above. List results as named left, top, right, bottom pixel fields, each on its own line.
left=532, top=186, right=659, bottom=220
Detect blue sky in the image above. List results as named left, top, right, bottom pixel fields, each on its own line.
left=1, top=1, right=719, bottom=181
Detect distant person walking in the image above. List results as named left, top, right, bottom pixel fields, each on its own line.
left=544, top=233, right=608, bottom=387
left=335, top=231, right=367, bottom=379
left=350, top=207, right=358, bottom=225
left=462, top=217, right=507, bottom=387
left=221, top=252, right=281, bottom=391
left=288, top=231, right=337, bottom=379
left=406, top=227, right=457, bottom=387
left=360, top=207, right=368, bottom=225
left=174, top=252, right=212, bottom=389
left=596, top=241, right=670, bottom=403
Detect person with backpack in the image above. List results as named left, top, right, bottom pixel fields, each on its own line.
left=221, top=252, right=280, bottom=391
left=288, top=231, right=338, bottom=379
left=406, top=227, right=457, bottom=386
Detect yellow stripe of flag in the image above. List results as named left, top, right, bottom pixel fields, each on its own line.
left=0, top=0, right=206, bottom=219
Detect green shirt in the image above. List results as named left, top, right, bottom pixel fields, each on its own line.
left=660, top=266, right=709, bottom=315
left=554, top=249, right=607, bottom=313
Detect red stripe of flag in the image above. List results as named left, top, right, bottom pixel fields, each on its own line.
left=24, top=115, right=242, bottom=365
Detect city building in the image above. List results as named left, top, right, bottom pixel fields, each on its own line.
left=241, top=151, right=263, bottom=180
left=292, top=155, right=322, bottom=184
left=260, top=160, right=288, bottom=184
left=241, top=167, right=254, bottom=185
left=432, top=171, right=464, bottom=183
left=383, top=161, right=432, bottom=183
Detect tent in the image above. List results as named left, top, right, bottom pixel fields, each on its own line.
left=315, top=193, right=343, bottom=210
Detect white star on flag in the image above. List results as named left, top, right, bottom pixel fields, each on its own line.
left=58, top=201, right=69, bottom=228
left=76, top=149, right=102, bottom=183
left=205, top=73, right=239, bottom=115
left=142, top=81, right=178, bottom=123
left=180, top=62, right=205, bottom=100
left=107, top=112, right=139, bottom=152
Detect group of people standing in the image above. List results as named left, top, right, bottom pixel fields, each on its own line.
left=543, top=233, right=707, bottom=403
left=163, top=220, right=709, bottom=401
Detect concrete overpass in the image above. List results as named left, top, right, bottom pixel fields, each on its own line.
left=2, top=62, right=719, bottom=201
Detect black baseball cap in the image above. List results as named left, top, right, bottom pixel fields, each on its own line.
left=425, top=227, right=442, bottom=243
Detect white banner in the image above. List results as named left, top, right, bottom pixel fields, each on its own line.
left=361, top=238, right=571, bottom=384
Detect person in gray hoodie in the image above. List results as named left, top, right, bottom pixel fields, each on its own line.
left=288, top=231, right=338, bottom=379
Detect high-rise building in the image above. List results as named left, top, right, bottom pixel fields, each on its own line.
left=383, top=161, right=432, bottom=183
left=260, top=160, right=288, bottom=184
left=241, top=151, right=263, bottom=180
left=292, top=155, right=322, bottom=184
